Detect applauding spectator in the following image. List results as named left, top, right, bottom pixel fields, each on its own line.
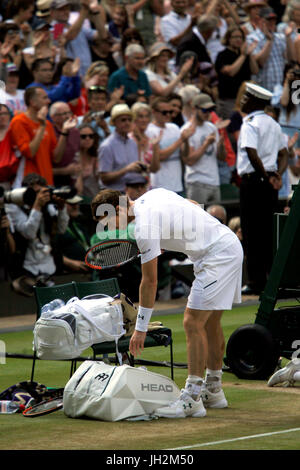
left=215, top=26, right=259, bottom=119
left=27, top=57, right=81, bottom=104
left=145, top=42, right=194, bottom=97
left=49, top=101, right=81, bottom=188
left=130, top=102, right=161, bottom=173
left=9, top=86, right=76, bottom=186
left=108, top=44, right=152, bottom=99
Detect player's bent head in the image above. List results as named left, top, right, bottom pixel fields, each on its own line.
left=91, top=189, right=130, bottom=221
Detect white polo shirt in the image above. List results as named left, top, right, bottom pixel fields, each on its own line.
left=133, top=188, right=236, bottom=266
left=237, top=111, right=285, bottom=176
left=160, top=11, right=191, bottom=53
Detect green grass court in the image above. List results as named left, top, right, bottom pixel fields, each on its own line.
left=1, top=301, right=300, bottom=451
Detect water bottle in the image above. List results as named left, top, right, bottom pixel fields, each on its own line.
left=0, top=400, right=22, bottom=414
left=41, top=299, right=65, bottom=317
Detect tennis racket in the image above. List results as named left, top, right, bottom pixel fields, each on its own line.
left=23, top=396, right=63, bottom=418
left=85, top=239, right=140, bottom=270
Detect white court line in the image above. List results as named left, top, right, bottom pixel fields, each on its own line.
left=167, top=427, right=300, bottom=450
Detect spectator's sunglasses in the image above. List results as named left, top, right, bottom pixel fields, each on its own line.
left=89, top=86, right=107, bottom=92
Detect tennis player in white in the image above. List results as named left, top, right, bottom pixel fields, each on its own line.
left=92, top=187, right=243, bottom=418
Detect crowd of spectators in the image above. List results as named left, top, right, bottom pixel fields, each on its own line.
left=0, top=0, right=300, bottom=300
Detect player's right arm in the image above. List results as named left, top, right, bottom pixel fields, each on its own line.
left=129, top=257, right=158, bottom=357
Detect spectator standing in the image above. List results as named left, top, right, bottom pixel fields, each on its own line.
left=247, top=7, right=295, bottom=92
left=0, top=104, right=19, bottom=189
left=237, top=82, right=288, bottom=295
left=108, top=3, right=131, bottom=42
left=9, top=86, right=77, bottom=186
left=241, top=0, right=266, bottom=36
left=4, top=0, right=34, bottom=48
left=178, top=84, right=201, bottom=123
left=126, top=0, right=165, bottom=47
left=130, top=102, right=162, bottom=173
left=49, top=101, right=81, bottom=188
left=0, top=22, right=23, bottom=75
left=74, top=124, right=101, bottom=199
left=181, top=93, right=223, bottom=204
left=176, top=15, right=218, bottom=71
left=77, top=85, right=112, bottom=141
left=215, top=26, right=259, bottom=119
left=160, top=0, right=194, bottom=56
left=112, top=27, right=145, bottom=69
left=2, top=63, right=26, bottom=113
left=98, top=104, right=146, bottom=192
left=22, top=19, right=66, bottom=72
left=145, top=96, right=194, bottom=194
left=27, top=57, right=81, bottom=104
left=145, top=42, right=194, bottom=97
left=90, top=33, right=118, bottom=74
left=50, top=0, right=105, bottom=78
left=108, top=44, right=152, bottom=99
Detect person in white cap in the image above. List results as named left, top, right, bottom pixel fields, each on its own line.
left=237, top=82, right=288, bottom=295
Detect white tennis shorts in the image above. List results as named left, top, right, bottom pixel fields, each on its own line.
left=187, top=236, right=243, bottom=311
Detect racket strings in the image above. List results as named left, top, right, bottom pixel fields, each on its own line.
left=89, top=241, right=138, bottom=268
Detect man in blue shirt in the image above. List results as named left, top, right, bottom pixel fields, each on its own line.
left=98, top=104, right=147, bottom=192
left=108, top=44, right=152, bottom=99
left=27, top=58, right=81, bottom=104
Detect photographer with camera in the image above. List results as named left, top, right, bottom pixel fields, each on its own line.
left=0, top=209, right=16, bottom=281
left=5, top=173, right=69, bottom=296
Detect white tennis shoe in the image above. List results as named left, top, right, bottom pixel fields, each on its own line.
left=267, top=360, right=300, bottom=387
left=201, top=388, right=228, bottom=408
left=155, top=390, right=206, bottom=418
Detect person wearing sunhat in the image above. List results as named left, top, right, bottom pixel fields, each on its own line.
left=237, top=82, right=288, bottom=295
left=98, top=104, right=148, bottom=192
left=242, top=0, right=267, bottom=35
left=145, top=42, right=194, bottom=97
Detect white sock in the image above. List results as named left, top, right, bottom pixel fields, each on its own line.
left=293, top=371, right=300, bottom=381
left=185, top=375, right=204, bottom=401
left=205, top=369, right=222, bottom=393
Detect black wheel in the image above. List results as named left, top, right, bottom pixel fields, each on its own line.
left=226, top=323, right=280, bottom=380
left=23, top=397, right=63, bottom=417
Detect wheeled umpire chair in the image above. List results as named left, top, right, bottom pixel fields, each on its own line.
left=226, top=180, right=300, bottom=379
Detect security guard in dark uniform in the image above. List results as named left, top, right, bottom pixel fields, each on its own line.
left=237, top=82, right=288, bottom=295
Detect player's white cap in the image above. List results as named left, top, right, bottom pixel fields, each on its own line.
left=245, top=82, right=273, bottom=101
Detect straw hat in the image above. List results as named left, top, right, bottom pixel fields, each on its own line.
left=147, top=42, right=175, bottom=61
left=109, top=104, right=132, bottom=125
left=243, top=0, right=267, bottom=11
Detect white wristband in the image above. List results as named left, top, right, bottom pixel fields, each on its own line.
left=135, top=306, right=153, bottom=332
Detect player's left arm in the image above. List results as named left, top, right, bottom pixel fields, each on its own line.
left=129, top=257, right=158, bottom=356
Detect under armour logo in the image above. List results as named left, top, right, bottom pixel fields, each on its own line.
left=183, top=403, right=192, bottom=409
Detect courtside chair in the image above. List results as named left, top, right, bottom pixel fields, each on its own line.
left=31, top=281, right=78, bottom=382
left=31, top=278, right=174, bottom=382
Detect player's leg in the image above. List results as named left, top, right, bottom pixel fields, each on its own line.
left=155, top=307, right=211, bottom=419
left=201, top=310, right=228, bottom=408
